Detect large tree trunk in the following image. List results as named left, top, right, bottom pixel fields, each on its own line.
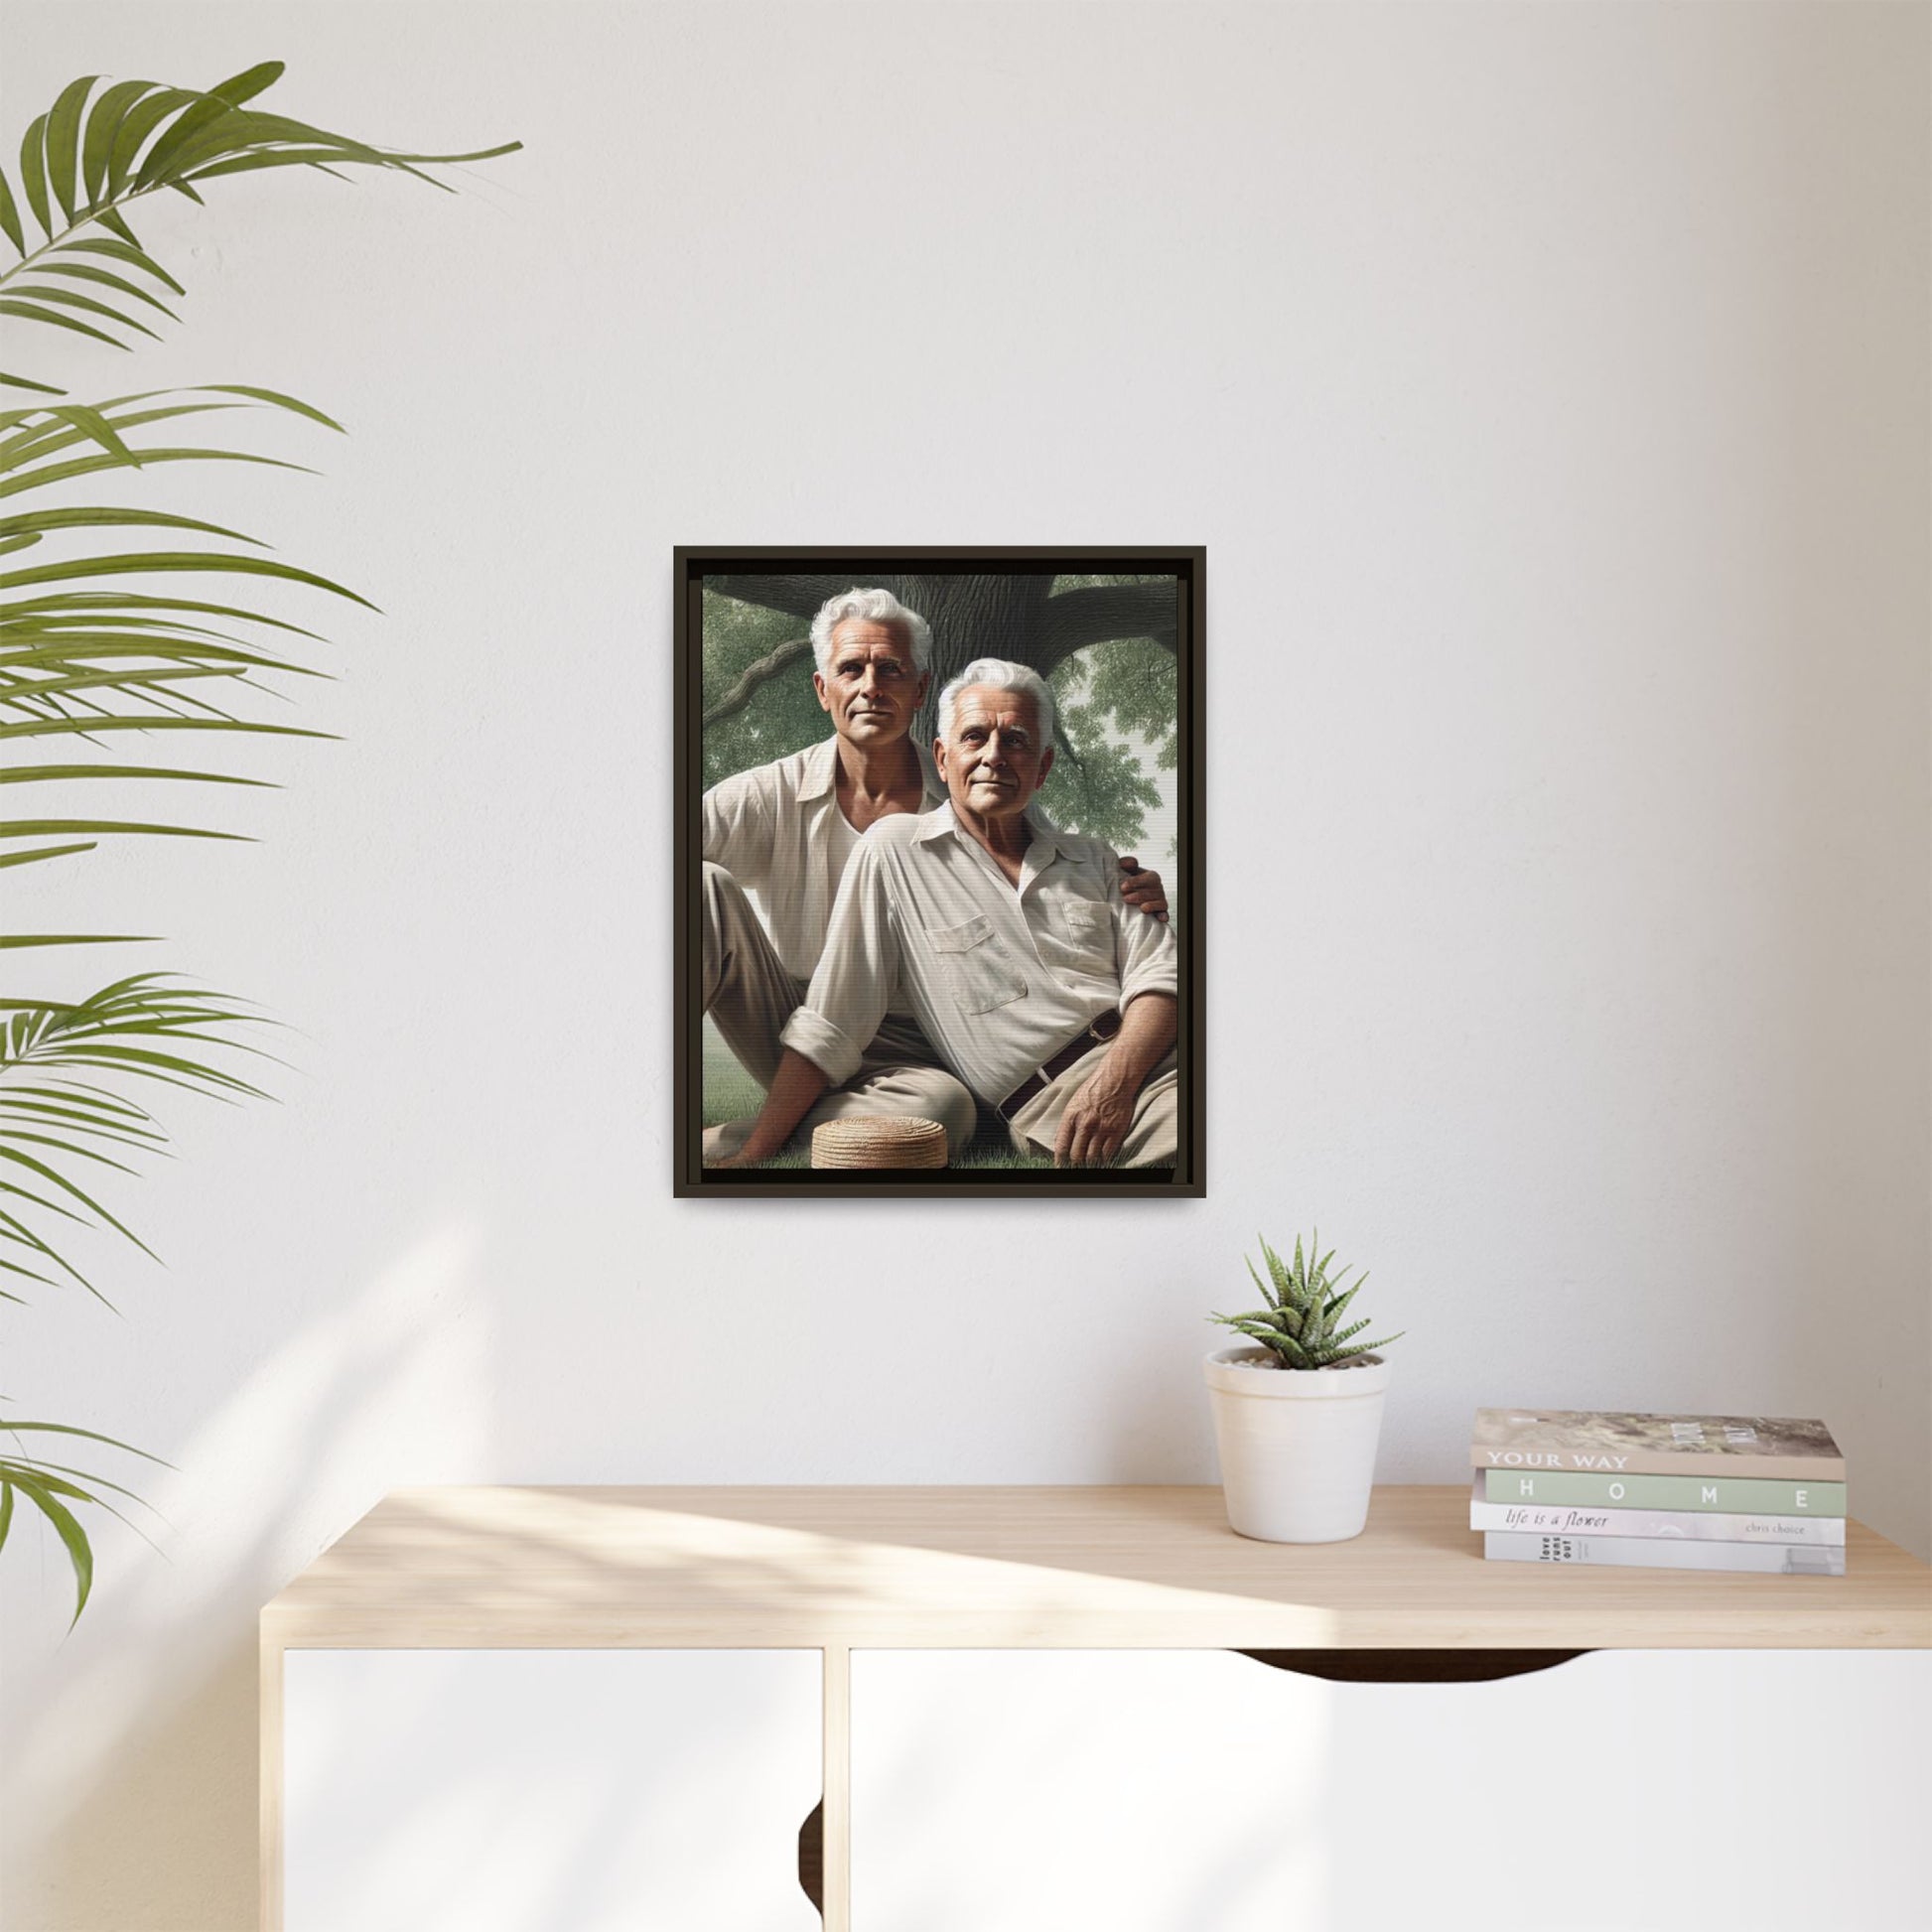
left=887, top=573, right=1057, bottom=745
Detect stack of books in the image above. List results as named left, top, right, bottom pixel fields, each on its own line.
left=1469, top=1408, right=1846, bottom=1576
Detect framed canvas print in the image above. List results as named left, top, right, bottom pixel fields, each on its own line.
left=674, top=547, right=1204, bottom=1197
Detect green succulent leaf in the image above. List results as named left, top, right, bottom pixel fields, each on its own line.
left=1226, top=1235, right=1399, bottom=1370
left=1256, top=1234, right=1288, bottom=1303
left=1244, top=1253, right=1278, bottom=1311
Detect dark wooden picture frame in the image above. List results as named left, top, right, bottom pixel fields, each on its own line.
left=674, top=547, right=1204, bottom=1197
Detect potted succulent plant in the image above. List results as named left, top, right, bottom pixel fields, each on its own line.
left=1204, top=1233, right=1404, bottom=1544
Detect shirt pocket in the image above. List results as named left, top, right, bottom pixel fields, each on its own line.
left=1055, top=898, right=1115, bottom=969
left=929, top=913, right=1028, bottom=1016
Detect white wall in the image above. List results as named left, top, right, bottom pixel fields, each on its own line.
left=4, top=3, right=1926, bottom=1926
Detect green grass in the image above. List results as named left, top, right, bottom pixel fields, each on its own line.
left=701, top=1020, right=764, bottom=1128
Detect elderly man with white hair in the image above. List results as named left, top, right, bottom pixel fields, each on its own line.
left=715, top=657, right=1181, bottom=1170
left=703, top=593, right=1167, bottom=1164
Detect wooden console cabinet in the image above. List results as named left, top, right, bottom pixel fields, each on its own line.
left=261, top=1486, right=1932, bottom=1929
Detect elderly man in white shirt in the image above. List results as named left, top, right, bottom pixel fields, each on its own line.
left=715, top=657, right=1181, bottom=1170
left=703, top=591, right=1168, bottom=1165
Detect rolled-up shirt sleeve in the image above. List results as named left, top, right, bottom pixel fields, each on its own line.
left=780, top=834, right=897, bottom=1086
left=1113, top=879, right=1179, bottom=1011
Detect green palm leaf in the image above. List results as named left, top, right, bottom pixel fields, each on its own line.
left=0, top=297, right=124, bottom=350
left=4, top=1473, right=93, bottom=1621
left=60, top=238, right=185, bottom=295
left=0, top=841, right=97, bottom=870
left=0, top=389, right=346, bottom=937
left=0, top=762, right=276, bottom=789
left=0, top=505, right=261, bottom=544
left=2, top=63, right=516, bottom=1622
left=44, top=76, right=101, bottom=226
left=0, top=167, right=24, bottom=255
left=0, top=64, right=518, bottom=388
left=18, top=116, right=53, bottom=239
left=0, top=933, right=155, bottom=949
left=34, top=260, right=180, bottom=320
left=79, top=81, right=157, bottom=207
left=4, top=280, right=160, bottom=343
left=0, top=548, right=376, bottom=606
left=0, top=976, right=270, bottom=1296
left=1, top=1419, right=170, bottom=1621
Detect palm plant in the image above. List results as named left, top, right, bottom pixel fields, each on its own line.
left=1211, top=1233, right=1405, bottom=1370
left=0, top=61, right=516, bottom=1618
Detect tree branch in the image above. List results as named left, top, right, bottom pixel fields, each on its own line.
left=702, top=636, right=813, bottom=727
left=704, top=575, right=859, bottom=622
left=1037, top=582, right=1178, bottom=673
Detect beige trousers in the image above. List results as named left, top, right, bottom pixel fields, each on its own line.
left=702, top=862, right=977, bottom=1162
left=1004, top=1042, right=1179, bottom=1169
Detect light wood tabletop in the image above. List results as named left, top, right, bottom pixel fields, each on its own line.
left=261, top=1483, right=1932, bottom=1651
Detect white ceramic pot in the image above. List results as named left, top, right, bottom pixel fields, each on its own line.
left=1203, top=1346, right=1392, bottom=1543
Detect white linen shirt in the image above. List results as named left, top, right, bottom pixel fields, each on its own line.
left=702, top=736, right=946, bottom=982
left=781, top=804, right=1179, bottom=1105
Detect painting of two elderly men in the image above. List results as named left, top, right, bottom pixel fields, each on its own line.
left=679, top=556, right=1200, bottom=1193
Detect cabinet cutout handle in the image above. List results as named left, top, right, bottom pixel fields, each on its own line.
left=1236, top=1648, right=1589, bottom=1684
left=797, top=1797, right=824, bottom=1918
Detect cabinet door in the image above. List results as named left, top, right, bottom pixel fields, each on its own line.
left=284, top=1647, right=821, bottom=1932
left=851, top=1648, right=1931, bottom=1932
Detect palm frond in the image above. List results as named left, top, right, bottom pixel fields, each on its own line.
left=1, top=63, right=518, bottom=391
left=0, top=975, right=272, bottom=1302
left=0, top=1416, right=171, bottom=1623
left=0, top=64, right=517, bottom=390
left=1, top=62, right=516, bottom=1624
left=0, top=385, right=347, bottom=935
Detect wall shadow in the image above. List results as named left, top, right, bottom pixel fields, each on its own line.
left=14, top=1638, right=257, bottom=1932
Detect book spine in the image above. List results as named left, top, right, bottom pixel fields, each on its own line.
left=1469, top=1498, right=1845, bottom=1545
left=1482, top=1469, right=1846, bottom=1515
left=1483, top=1532, right=1845, bottom=1577
left=1469, top=1448, right=1845, bottom=1481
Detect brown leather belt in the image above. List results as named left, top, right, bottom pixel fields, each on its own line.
left=996, top=1009, right=1123, bottom=1120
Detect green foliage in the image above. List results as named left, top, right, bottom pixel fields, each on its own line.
left=0, top=974, right=270, bottom=1307
left=0, top=61, right=514, bottom=1619
left=1048, top=589, right=1175, bottom=851
left=0, top=1419, right=169, bottom=1625
left=0, top=381, right=352, bottom=921
left=1210, top=1232, right=1405, bottom=1370
left=700, top=591, right=823, bottom=787
left=701, top=577, right=1177, bottom=855
left=1048, top=639, right=1169, bottom=851
left=0, top=62, right=518, bottom=394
